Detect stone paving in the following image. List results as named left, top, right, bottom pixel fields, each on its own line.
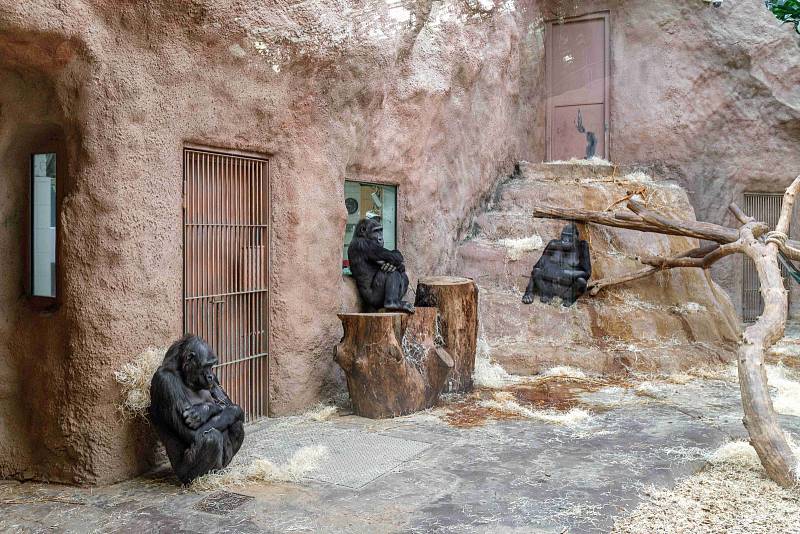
left=3, top=366, right=800, bottom=534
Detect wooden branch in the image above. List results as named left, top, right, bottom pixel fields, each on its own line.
left=532, top=205, right=740, bottom=243
left=587, top=244, right=719, bottom=296
left=626, top=196, right=741, bottom=243
left=737, top=176, right=800, bottom=487
left=639, top=241, right=741, bottom=269
left=729, top=202, right=753, bottom=225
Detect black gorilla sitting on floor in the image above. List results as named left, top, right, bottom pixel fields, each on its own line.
left=348, top=218, right=414, bottom=313
left=522, top=222, right=592, bottom=307
left=149, top=335, right=244, bottom=484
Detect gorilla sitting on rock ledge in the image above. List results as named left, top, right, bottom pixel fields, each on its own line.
left=348, top=218, right=414, bottom=313
left=522, top=222, right=592, bottom=307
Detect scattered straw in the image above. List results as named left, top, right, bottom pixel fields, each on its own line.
left=496, top=235, right=544, bottom=261
left=541, top=366, right=587, bottom=379
left=546, top=156, right=613, bottom=166
left=621, top=171, right=655, bottom=183
left=114, top=347, right=165, bottom=418
left=613, top=440, right=800, bottom=533
left=479, top=391, right=591, bottom=426
left=766, top=365, right=800, bottom=417
left=634, top=382, right=663, bottom=398
left=191, top=445, right=329, bottom=491
left=302, top=403, right=339, bottom=422
left=473, top=338, right=524, bottom=388
left=670, top=302, right=706, bottom=314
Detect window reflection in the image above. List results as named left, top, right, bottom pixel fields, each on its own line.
left=32, top=153, right=56, bottom=298
left=342, top=181, right=397, bottom=275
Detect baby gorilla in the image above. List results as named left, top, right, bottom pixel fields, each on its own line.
left=348, top=218, right=414, bottom=313
left=522, top=222, right=592, bottom=307
left=149, top=335, right=244, bottom=484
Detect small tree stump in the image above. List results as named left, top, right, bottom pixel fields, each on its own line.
left=334, top=308, right=453, bottom=418
left=415, top=276, right=479, bottom=393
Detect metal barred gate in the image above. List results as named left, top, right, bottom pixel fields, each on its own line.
left=183, top=147, right=269, bottom=420
left=741, top=192, right=789, bottom=323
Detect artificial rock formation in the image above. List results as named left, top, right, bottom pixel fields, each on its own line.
left=458, top=162, right=741, bottom=375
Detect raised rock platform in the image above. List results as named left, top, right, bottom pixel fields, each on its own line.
left=458, top=162, right=741, bottom=374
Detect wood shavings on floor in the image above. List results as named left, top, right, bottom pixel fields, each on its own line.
left=612, top=440, right=800, bottom=533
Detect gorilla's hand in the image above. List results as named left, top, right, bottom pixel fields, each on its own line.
left=182, top=405, right=206, bottom=429
left=377, top=261, right=397, bottom=272
left=522, top=292, right=534, bottom=304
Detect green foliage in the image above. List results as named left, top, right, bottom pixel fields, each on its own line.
left=766, top=0, right=800, bottom=34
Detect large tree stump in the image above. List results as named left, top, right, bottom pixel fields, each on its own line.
left=415, top=276, right=479, bottom=393
left=334, top=308, right=453, bottom=418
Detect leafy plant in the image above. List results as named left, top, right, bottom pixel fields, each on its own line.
left=766, top=0, right=800, bottom=34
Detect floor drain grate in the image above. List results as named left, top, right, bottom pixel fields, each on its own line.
left=193, top=491, right=253, bottom=516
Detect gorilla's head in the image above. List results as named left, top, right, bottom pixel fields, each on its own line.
left=560, top=222, right=579, bottom=244
left=355, top=218, right=384, bottom=248
left=179, top=335, right=218, bottom=391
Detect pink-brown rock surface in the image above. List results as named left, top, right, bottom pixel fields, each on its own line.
left=459, top=162, right=741, bottom=374
left=0, top=1, right=539, bottom=484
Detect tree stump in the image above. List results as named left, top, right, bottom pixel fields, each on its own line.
left=334, top=308, right=453, bottom=419
left=414, top=276, right=479, bottom=393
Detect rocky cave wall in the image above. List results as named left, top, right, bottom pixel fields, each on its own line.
left=0, top=0, right=544, bottom=484
left=540, top=0, right=800, bottom=317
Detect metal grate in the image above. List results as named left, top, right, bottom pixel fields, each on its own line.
left=183, top=147, right=269, bottom=421
left=193, top=491, right=253, bottom=516
left=742, top=192, right=789, bottom=323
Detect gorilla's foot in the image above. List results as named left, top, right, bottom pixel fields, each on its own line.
left=539, top=295, right=553, bottom=304
left=385, top=301, right=415, bottom=313
left=522, top=292, right=534, bottom=304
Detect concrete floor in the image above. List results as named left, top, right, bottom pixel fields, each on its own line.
left=2, top=368, right=800, bottom=534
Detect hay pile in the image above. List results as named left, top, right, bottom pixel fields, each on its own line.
left=472, top=338, right=525, bottom=388
left=767, top=365, right=800, bottom=417
left=191, top=445, right=329, bottom=491
left=496, top=235, right=543, bottom=261
left=479, top=391, right=591, bottom=426
left=113, top=347, right=165, bottom=418
left=612, top=440, right=800, bottom=533
left=547, top=156, right=613, bottom=166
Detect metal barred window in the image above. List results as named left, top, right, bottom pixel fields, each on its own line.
left=741, top=192, right=789, bottom=323
left=183, top=147, right=269, bottom=420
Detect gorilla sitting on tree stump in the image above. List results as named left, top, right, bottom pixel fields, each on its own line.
left=348, top=218, right=414, bottom=313
left=522, top=222, right=592, bottom=307
left=149, top=335, right=244, bottom=484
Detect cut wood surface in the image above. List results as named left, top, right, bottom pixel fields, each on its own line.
left=334, top=308, right=453, bottom=419
left=530, top=175, right=800, bottom=487
left=415, top=276, right=478, bottom=393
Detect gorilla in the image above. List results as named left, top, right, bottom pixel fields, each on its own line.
left=522, top=222, right=592, bottom=307
left=149, top=335, right=244, bottom=485
left=347, top=218, right=414, bottom=313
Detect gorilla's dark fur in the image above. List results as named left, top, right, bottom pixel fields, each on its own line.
left=347, top=218, right=414, bottom=313
left=522, top=222, right=592, bottom=307
left=149, top=335, right=244, bottom=484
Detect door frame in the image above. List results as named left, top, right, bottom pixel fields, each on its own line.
left=545, top=11, right=611, bottom=162
left=181, top=143, right=272, bottom=419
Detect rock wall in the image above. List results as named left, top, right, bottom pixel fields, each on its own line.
left=0, top=1, right=543, bottom=484
left=539, top=0, right=800, bottom=317
left=459, top=162, right=740, bottom=374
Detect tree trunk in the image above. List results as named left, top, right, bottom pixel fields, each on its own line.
left=334, top=309, right=453, bottom=418
left=415, top=276, right=479, bottom=393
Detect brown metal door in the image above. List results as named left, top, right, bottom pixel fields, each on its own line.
left=184, top=147, right=269, bottom=420
left=546, top=13, right=610, bottom=161
left=742, top=192, right=789, bottom=322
